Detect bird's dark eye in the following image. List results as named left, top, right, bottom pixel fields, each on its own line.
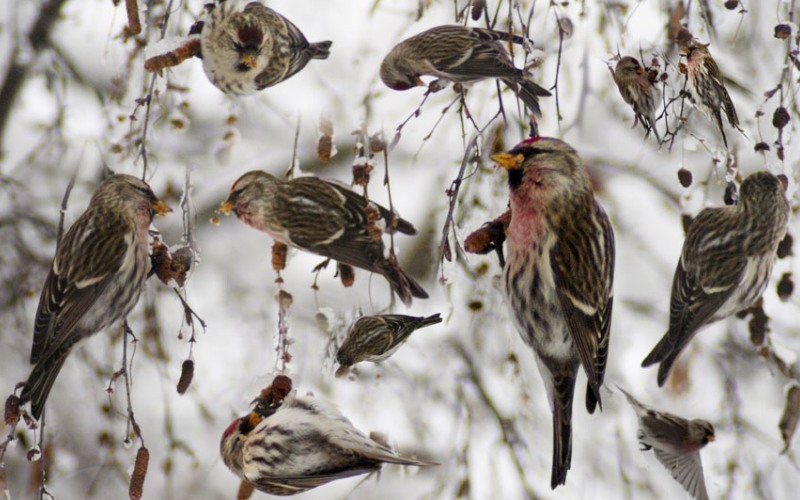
left=235, top=62, right=250, bottom=72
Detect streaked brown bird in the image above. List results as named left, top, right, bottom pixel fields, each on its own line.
left=495, top=137, right=615, bottom=489
left=683, top=42, right=738, bottom=148
left=219, top=170, right=428, bottom=305
left=220, top=393, right=435, bottom=495
left=618, top=386, right=715, bottom=500
left=612, top=56, right=661, bottom=143
left=200, top=0, right=331, bottom=95
left=335, top=313, right=442, bottom=377
left=642, top=171, right=789, bottom=386
left=380, top=25, right=551, bottom=116
left=19, top=174, right=171, bottom=419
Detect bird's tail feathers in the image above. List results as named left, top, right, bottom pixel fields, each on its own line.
left=19, top=354, right=69, bottom=420
left=507, top=78, right=551, bottom=117
left=551, top=392, right=574, bottom=489
left=308, top=41, right=332, bottom=60
left=379, top=259, right=428, bottom=306
left=419, top=313, right=443, bottom=328
left=642, top=334, right=683, bottom=387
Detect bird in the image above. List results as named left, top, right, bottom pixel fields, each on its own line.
left=19, top=174, right=171, bottom=419
left=335, top=313, right=442, bottom=376
left=617, top=386, right=715, bottom=500
left=220, top=392, right=435, bottom=495
left=219, top=170, right=428, bottom=305
left=642, top=171, right=789, bottom=386
left=380, top=25, right=551, bottom=116
left=612, top=56, right=661, bottom=143
left=199, top=0, right=331, bottom=95
left=494, top=136, right=615, bottom=488
left=682, top=41, right=738, bottom=148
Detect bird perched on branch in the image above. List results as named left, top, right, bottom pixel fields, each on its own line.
left=494, top=137, right=615, bottom=489
left=681, top=41, right=738, bottom=148
left=642, top=171, right=789, bottom=386
left=380, top=25, right=551, bottom=116
left=617, top=386, right=715, bottom=500
left=335, top=313, right=442, bottom=376
left=199, top=0, right=331, bottom=95
left=220, top=392, right=435, bottom=495
left=219, top=170, right=428, bottom=305
left=612, top=56, right=661, bottom=143
left=19, top=174, right=171, bottom=419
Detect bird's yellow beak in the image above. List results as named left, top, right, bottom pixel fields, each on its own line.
left=635, top=66, right=645, bottom=75
left=241, top=53, right=258, bottom=70
left=681, top=47, right=691, bottom=56
left=706, top=434, right=715, bottom=442
left=218, top=200, right=235, bottom=215
left=492, top=153, right=524, bottom=170
left=153, top=200, right=172, bottom=216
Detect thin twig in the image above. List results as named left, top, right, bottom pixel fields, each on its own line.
left=388, top=88, right=435, bottom=152
left=56, top=164, right=80, bottom=247
left=450, top=339, right=540, bottom=499
left=285, top=115, right=302, bottom=179
left=436, top=111, right=501, bottom=281
left=172, top=288, right=207, bottom=343
left=121, top=321, right=144, bottom=447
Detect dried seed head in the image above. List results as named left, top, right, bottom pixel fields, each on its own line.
left=237, top=479, right=256, bottom=499
left=470, top=0, right=485, bottom=21
left=777, top=234, right=793, bottom=259
left=779, top=385, right=800, bottom=452
left=352, top=162, right=374, bottom=187
left=724, top=181, right=739, bottom=205
left=754, top=142, right=771, bottom=153
left=177, top=359, right=195, bottom=394
left=129, top=446, right=150, bottom=500
left=144, top=38, right=202, bottom=72
left=338, top=263, right=355, bottom=287
left=4, top=395, right=20, bottom=426
left=748, top=304, right=769, bottom=346
left=317, top=116, right=334, bottom=163
left=369, top=133, right=387, bottom=154
left=677, top=168, right=693, bottom=188
left=773, top=107, right=790, bottom=129
left=271, top=242, right=288, bottom=273
left=774, top=24, right=792, bottom=39
left=124, top=0, right=141, bottom=37
left=777, top=273, right=794, bottom=301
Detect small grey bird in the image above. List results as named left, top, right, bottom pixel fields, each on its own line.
left=20, top=174, right=171, bottom=419
left=612, top=56, right=661, bottom=142
left=495, top=137, right=615, bottom=489
left=220, top=170, right=428, bottom=305
left=683, top=42, right=738, bottom=148
left=335, top=313, right=442, bottom=376
left=220, top=393, right=434, bottom=496
left=618, top=386, right=715, bottom=500
left=642, top=171, right=789, bottom=386
left=200, top=0, right=331, bottom=95
left=380, top=25, right=551, bottom=115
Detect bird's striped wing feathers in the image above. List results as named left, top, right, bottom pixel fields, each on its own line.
left=652, top=447, right=709, bottom=500
left=30, top=214, right=131, bottom=364
left=279, top=178, right=386, bottom=271
left=552, top=201, right=614, bottom=407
